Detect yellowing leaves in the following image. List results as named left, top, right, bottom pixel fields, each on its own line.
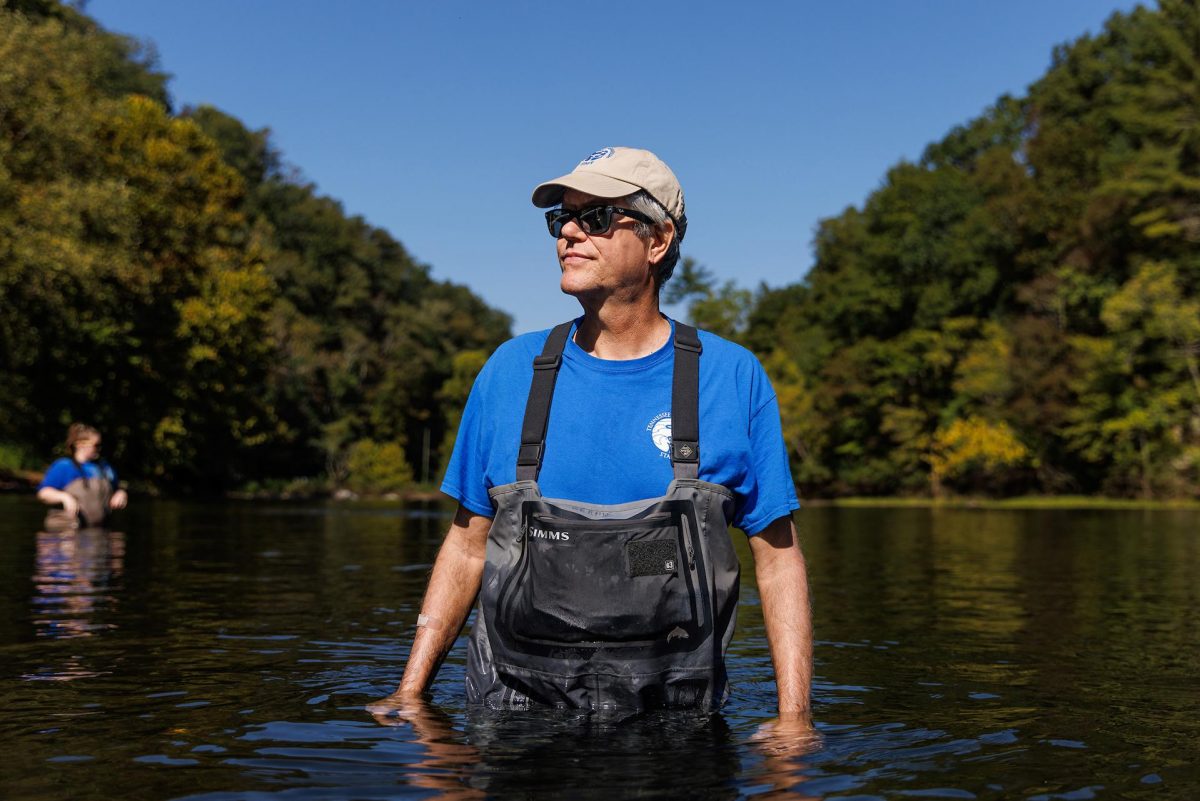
left=928, top=417, right=1032, bottom=496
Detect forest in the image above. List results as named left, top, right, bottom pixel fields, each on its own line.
left=1, top=0, right=1197, bottom=498
left=0, top=0, right=510, bottom=492
left=672, top=0, right=1199, bottom=499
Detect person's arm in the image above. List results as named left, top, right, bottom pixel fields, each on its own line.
left=748, top=513, right=813, bottom=721
left=37, top=486, right=78, bottom=517
left=109, top=488, right=128, bottom=509
left=370, top=504, right=492, bottom=706
left=105, top=462, right=127, bottom=510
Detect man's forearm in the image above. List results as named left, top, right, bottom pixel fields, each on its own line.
left=751, top=517, right=813, bottom=717
left=396, top=508, right=491, bottom=696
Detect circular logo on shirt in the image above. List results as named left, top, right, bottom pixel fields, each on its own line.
left=650, top=415, right=672, bottom=454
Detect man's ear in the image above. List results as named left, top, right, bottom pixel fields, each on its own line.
left=647, top=220, right=676, bottom=265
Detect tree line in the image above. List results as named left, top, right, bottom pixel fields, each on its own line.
left=0, top=0, right=510, bottom=492
left=671, top=0, right=1199, bottom=499
left=3, top=1, right=1196, bottom=499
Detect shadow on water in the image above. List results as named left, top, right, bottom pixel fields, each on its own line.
left=1, top=496, right=1198, bottom=799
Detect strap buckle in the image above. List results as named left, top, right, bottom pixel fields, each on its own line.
left=533, top=354, right=562, bottom=370
left=517, top=442, right=543, bottom=466
left=674, top=339, right=701, bottom=354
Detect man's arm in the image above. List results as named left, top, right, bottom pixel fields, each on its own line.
left=748, top=513, right=813, bottom=721
left=380, top=504, right=492, bottom=700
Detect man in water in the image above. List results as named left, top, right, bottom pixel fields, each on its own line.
left=371, top=148, right=812, bottom=726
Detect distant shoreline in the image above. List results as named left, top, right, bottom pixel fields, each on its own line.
left=3, top=469, right=1196, bottom=509
left=802, top=496, right=1200, bottom=511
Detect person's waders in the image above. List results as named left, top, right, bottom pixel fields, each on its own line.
left=44, top=461, right=114, bottom=531
left=465, top=322, right=741, bottom=712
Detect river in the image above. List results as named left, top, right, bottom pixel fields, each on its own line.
left=1, top=496, right=1196, bottom=799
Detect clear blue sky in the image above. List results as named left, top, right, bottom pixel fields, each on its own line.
left=89, top=0, right=1142, bottom=334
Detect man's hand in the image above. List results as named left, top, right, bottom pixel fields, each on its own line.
left=364, top=694, right=483, bottom=798
left=751, top=712, right=820, bottom=757
left=109, top=489, right=128, bottom=510
left=365, top=690, right=425, bottom=727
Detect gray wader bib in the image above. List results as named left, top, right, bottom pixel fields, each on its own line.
left=45, top=460, right=114, bottom=530
left=465, top=322, right=741, bottom=712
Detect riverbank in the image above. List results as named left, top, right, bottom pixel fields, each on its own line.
left=4, top=467, right=1196, bottom=509
left=0, top=468, right=41, bottom=492
left=805, top=495, right=1200, bottom=510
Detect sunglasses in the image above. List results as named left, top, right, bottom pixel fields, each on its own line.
left=545, top=205, right=656, bottom=238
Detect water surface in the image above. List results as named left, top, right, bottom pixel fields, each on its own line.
left=1, top=496, right=1196, bottom=799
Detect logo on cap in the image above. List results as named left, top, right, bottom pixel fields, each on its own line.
left=578, top=148, right=614, bottom=166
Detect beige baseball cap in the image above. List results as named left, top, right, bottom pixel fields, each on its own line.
left=531, top=147, right=686, bottom=228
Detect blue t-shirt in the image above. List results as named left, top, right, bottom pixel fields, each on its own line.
left=39, top=458, right=118, bottom=490
left=441, top=319, right=799, bottom=535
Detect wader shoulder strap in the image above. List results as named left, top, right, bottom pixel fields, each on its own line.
left=516, top=322, right=574, bottom=481
left=72, top=459, right=90, bottom=487
left=671, top=323, right=701, bottom=480
left=515, top=320, right=702, bottom=482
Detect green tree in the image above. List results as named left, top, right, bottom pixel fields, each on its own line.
left=737, top=1, right=1200, bottom=498
left=0, top=2, right=511, bottom=491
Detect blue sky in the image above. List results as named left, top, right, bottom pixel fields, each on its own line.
left=90, top=0, right=1142, bottom=334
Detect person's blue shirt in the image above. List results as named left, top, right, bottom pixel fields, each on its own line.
left=39, top=458, right=118, bottom=490
left=441, top=319, right=799, bottom=535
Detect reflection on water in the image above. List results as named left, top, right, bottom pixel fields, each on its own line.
left=0, top=497, right=1197, bottom=800
left=31, top=528, right=125, bottom=642
left=362, top=697, right=820, bottom=800
left=22, top=528, right=126, bottom=682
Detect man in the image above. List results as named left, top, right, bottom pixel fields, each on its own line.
left=370, top=147, right=812, bottom=721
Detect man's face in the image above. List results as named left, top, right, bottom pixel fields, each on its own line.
left=555, top=189, right=656, bottom=301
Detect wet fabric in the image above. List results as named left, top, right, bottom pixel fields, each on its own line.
left=465, top=322, right=742, bottom=712
left=441, top=318, right=799, bottom=535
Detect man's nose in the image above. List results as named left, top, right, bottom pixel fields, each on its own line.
left=558, top=217, right=588, bottom=240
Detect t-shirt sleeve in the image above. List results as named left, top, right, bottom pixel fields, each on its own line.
left=734, top=371, right=801, bottom=536
left=440, top=365, right=496, bottom=518
left=38, top=459, right=77, bottom=491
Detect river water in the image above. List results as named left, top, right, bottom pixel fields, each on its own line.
left=1, top=495, right=1196, bottom=799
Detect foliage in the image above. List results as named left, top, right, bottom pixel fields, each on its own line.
left=0, top=2, right=510, bottom=490
left=927, top=416, right=1033, bottom=496
left=665, top=258, right=753, bottom=343
left=435, top=349, right=489, bottom=471
left=345, top=439, right=414, bottom=494
left=687, top=0, right=1200, bottom=499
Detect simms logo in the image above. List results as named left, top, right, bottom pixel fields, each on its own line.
left=528, top=527, right=571, bottom=542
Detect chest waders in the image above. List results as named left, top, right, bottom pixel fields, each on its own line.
left=465, top=322, right=741, bottom=712
left=45, top=461, right=114, bottom=530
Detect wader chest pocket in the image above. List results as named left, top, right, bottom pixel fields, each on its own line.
left=500, top=513, right=699, bottom=647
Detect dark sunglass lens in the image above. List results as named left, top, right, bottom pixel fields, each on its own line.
left=578, top=206, right=611, bottom=235
left=546, top=210, right=569, bottom=238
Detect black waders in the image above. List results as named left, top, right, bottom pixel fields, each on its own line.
left=465, top=322, right=741, bottom=712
